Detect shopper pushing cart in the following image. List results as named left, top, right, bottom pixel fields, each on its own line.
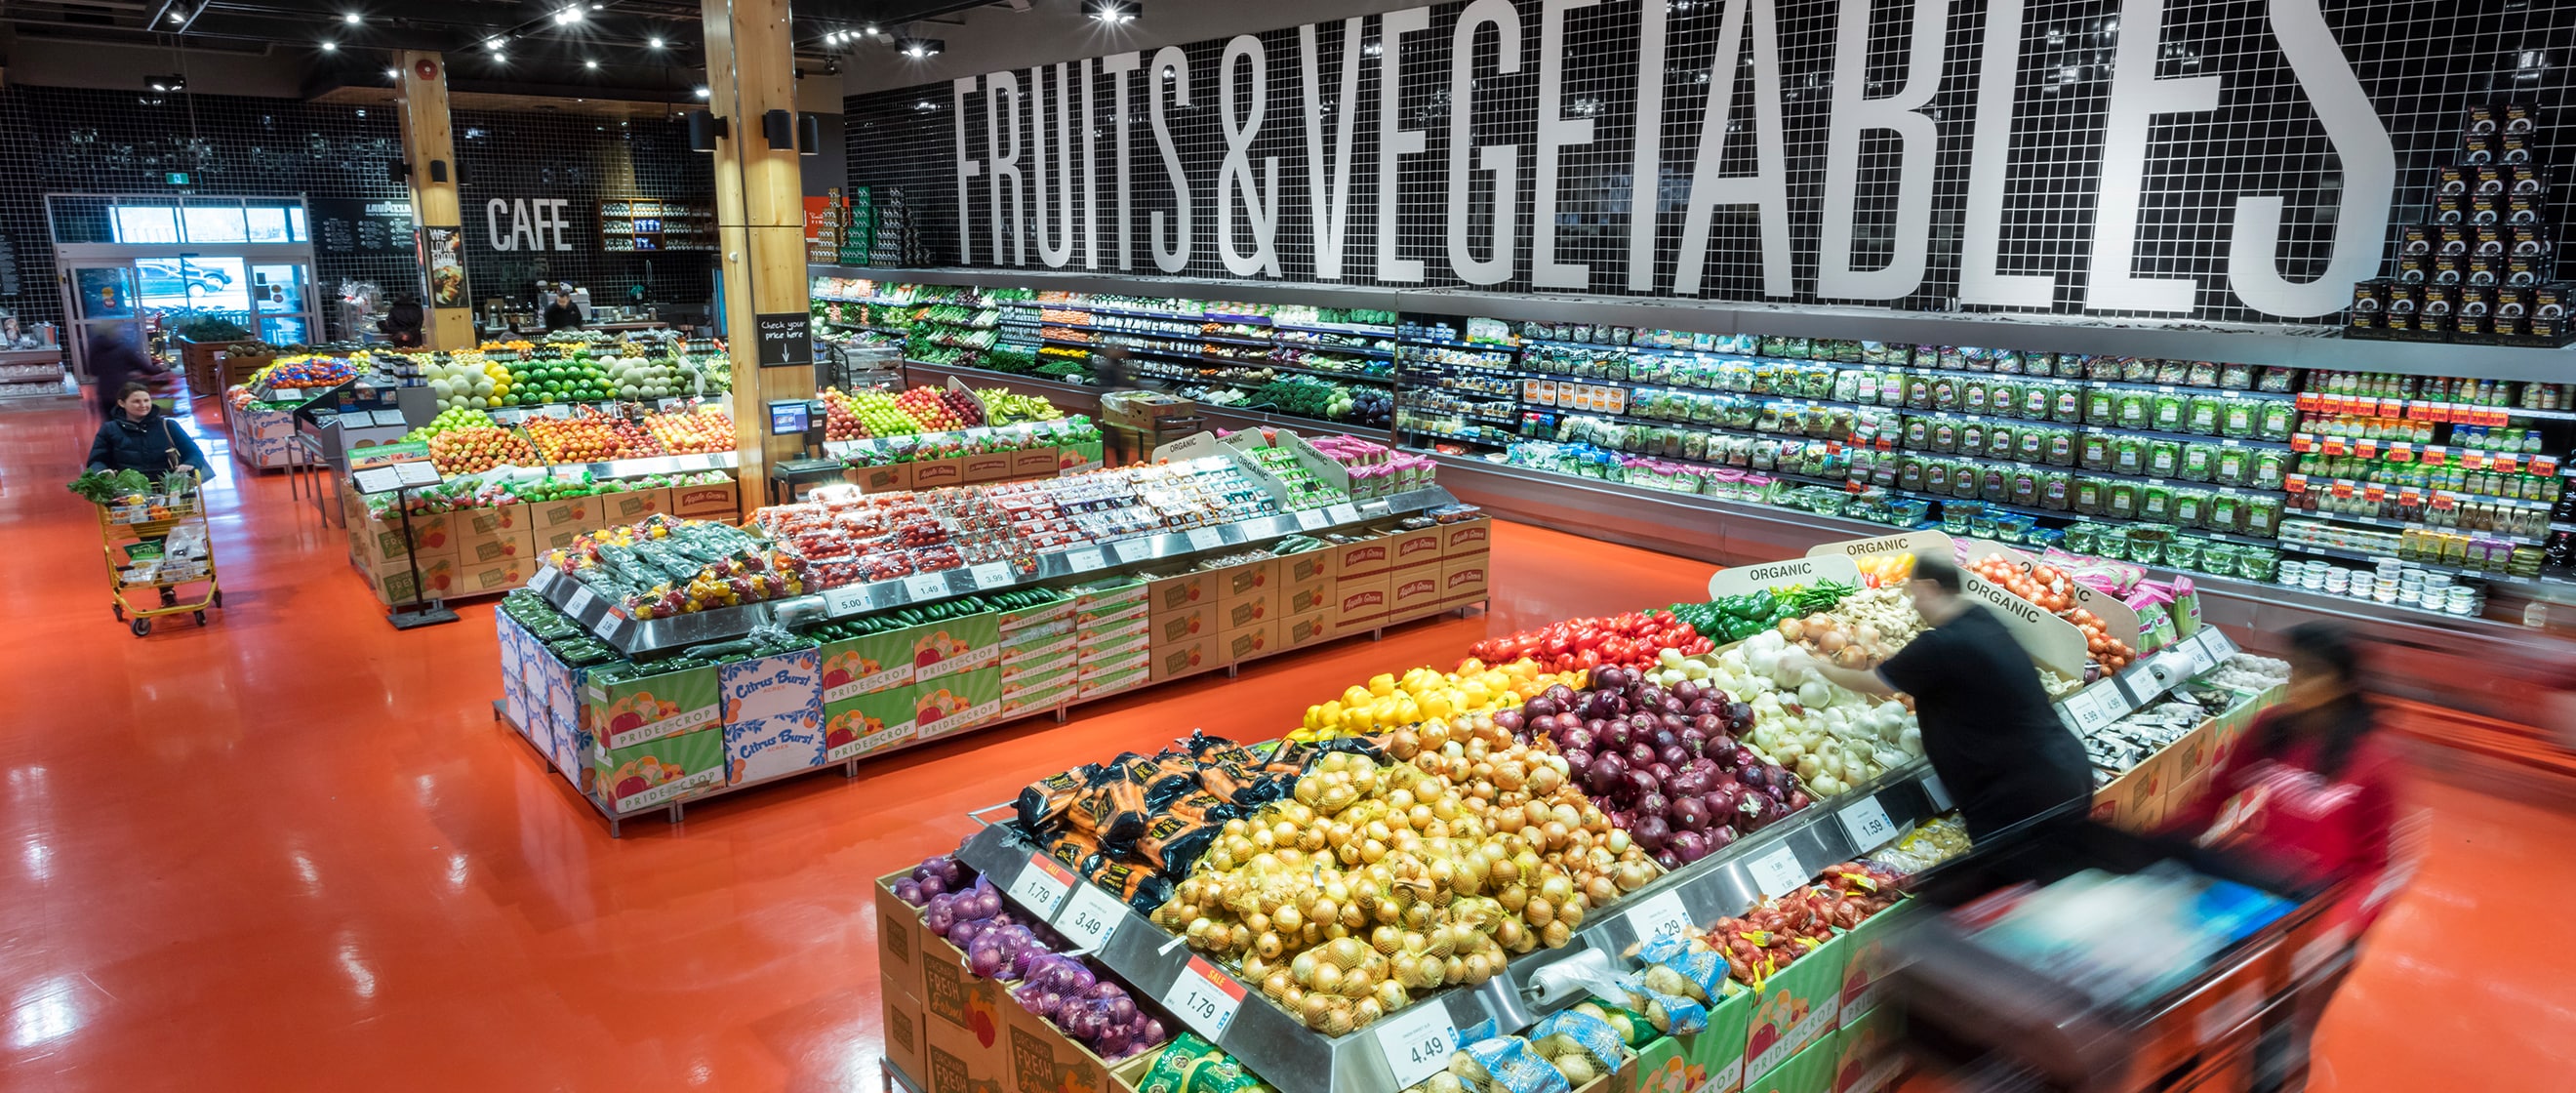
left=74, top=383, right=221, bottom=636
left=87, top=382, right=212, bottom=477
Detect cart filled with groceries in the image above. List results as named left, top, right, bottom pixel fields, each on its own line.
left=1875, top=818, right=2348, bottom=1093
left=72, top=467, right=222, bottom=635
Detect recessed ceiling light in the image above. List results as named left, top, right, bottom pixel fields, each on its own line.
left=553, top=7, right=583, bottom=23
left=168, top=10, right=185, bottom=22
left=487, top=36, right=505, bottom=50
left=342, top=11, right=362, bottom=23
left=648, top=36, right=664, bottom=48
left=319, top=40, right=338, bottom=51
left=584, top=60, right=601, bottom=69
left=694, top=86, right=711, bottom=99
left=384, top=67, right=399, bottom=78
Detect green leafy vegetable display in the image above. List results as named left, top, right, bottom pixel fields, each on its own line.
left=67, top=468, right=153, bottom=505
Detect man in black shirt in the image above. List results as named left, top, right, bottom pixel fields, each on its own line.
left=1788, top=554, right=2090, bottom=839
left=543, top=288, right=584, bottom=332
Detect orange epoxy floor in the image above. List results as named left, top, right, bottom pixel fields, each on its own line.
left=1, top=395, right=2567, bottom=1090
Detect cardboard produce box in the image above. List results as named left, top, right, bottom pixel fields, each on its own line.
left=876, top=870, right=929, bottom=998
left=1328, top=573, right=1391, bottom=629
left=959, top=450, right=1014, bottom=483
left=1441, top=555, right=1494, bottom=605
left=1742, top=932, right=1848, bottom=1079
left=921, top=949, right=1013, bottom=1093
left=1388, top=525, right=1445, bottom=570
left=1211, top=557, right=1275, bottom=600
left=1388, top=567, right=1446, bottom=618
left=914, top=668, right=1003, bottom=741
left=853, top=463, right=910, bottom=493
left=1217, top=587, right=1276, bottom=631
left=1634, top=985, right=1757, bottom=1093
left=1151, top=636, right=1218, bottom=681
left=883, top=973, right=929, bottom=1088
left=1282, top=576, right=1334, bottom=617
left=1836, top=902, right=1916, bottom=1020
left=525, top=496, right=600, bottom=536
left=453, top=502, right=528, bottom=543
left=671, top=478, right=744, bottom=519
left=598, top=486, right=671, bottom=524
left=1747, top=1031, right=1839, bottom=1093
left=911, top=612, right=1004, bottom=683
left=1831, top=1006, right=1904, bottom=1093
left=353, top=507, right=458, bottom=566
left=1439, top=515, right=1496, bottom=555
left=1151, top=605, right=1218, bottom=647
left=1147, top=570, right=1215, bottom=614
left=1004, top=983, right=1141, bottom=1093
left=818, top=627, right=920, bottom=704
left=458, top=527, right=536, bottom=570
left=1220, top=620, right=1280, bottom=665
left=1279, top=548, right=1332, bottom=586
left=583, top=726, right=728, bottom=815
left=1324, top=532, right=1394, bottom=578
left=718, top=646, right=826, bottom=785
left=1283, top=609, right=1334, bottom=648
left=582, top=662, right=723, bottom=750
left=824, top=683, right=919, bottom=762
left=909, top=457, right=964, bottom=490
left=356, top=553, right=459, bottom=607
left=1011, top=448, right=1064, bottom=478
left=1081, top=622, right=1153, bottom=662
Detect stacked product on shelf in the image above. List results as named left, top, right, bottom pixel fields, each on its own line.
left=862, top=527, right=2274, bottom=1093
left=496, top=432, right=1490, bottom=824
left=2347, top=100, right=2569, bottom=347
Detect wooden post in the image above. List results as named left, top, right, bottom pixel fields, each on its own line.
left=393, top=52, right=474, bottom=349
left=703, top=0, right=813, bottom=510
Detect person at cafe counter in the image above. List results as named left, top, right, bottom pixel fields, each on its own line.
left=543, top=287, right=584, bottom=333
left=1785, top=554, right=2091, bottom=839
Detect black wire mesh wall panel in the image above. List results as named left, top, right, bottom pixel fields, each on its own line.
left=0, top=88, right=718, bottom=337
left=841, top=0, right=2576, bottom=326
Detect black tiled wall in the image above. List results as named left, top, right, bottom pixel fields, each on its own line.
left=0, top=86, right=715, bottom=340
left=843, top=0, right=2576, bottom=326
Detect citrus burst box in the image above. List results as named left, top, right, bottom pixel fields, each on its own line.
left=581, top=662, right=722, bottom=749
left=718, top=646, right=826, bottom=784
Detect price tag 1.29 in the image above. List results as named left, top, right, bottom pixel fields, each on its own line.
left=1009, top=853, right=1075, bottom=918
left=1162, top=957, right=1247, bottom=1041
left=1836, top=795, right=1900, bottom=852
left=1748, top=846, right=1807, bottom=900
left=969, top=562, right=1015, bottom=590
left=1372, top=1001, right=1461, bottom=1089
left=1187, top=526, right=1228, bottom=552
left=1623, top=889, right=1692, bottom=947
left=1051, top=880, right=1125, bottom=952
left=904, top=573, right=951, bottom=603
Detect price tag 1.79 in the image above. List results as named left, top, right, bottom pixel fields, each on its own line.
left=1009, top=853, right=1075, bottom=918
left=1162, top=957, right=1247, bottom=1041
left=1187, top=526, right=1228, bottom=552
left=1051, top=880, right=1125, bottom=951
left=969, top=562, right=1015, bottom=590
left=1836, top=796, right=1900, bottom=851
left=904, top=573, right=951, bottom=602
left=1749, top=846, right=1807, bottom=899
left=1372, top=1001, right=1461, bottom=1088
left=1623, top=889, right=1692, bottom=946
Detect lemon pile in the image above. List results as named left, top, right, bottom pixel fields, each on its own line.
left=1292, top=660, right=1585, bottom=742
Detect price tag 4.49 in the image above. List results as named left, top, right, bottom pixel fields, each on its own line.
left=1836, top=795, right=1900, bottom=852
left=1372, top=1001, right=1461, bottom=1088
left=1051, top=880, right=1125, bottom=951
left=1162, top=957, right=1247, bottom=1041
left=1009, top=853, right=1075, bottom=918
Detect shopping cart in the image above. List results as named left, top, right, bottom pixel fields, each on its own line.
left=94, top=468, right=222, bottom=636
left=1873, top=818, right=2351, bottom=1093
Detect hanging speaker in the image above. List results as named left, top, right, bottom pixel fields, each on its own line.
left=798, top=112, right=822, bottom=156
left=688, top=111, right=728, bottom=151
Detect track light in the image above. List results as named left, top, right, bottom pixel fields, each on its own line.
left=145, top=73, right=186, bottom=92
left=318, top=40, right=338, bottom=51
left=584, top=59, right=599, bottom=68
left=693, top=85, right=711, bottom=99
left=342, top=11, right=361, bottom=22
left=553, top=7, right=583, bottom=23
left=1084, top=0, right=1141, bottom=23
left=168, top=10, right=185, bottom=22
left=798, top=112, right=822, bottom=155
left=897, top=36, right=943, bottom=58
left=384, top=67, right=399, bottom=79
left=863, top=24, right=879, bottom=36
left=648, top=36, right=664, bottom=48
left=687, top=111, right=728, bottom=151
left=487, top=36, right=505, bottom=50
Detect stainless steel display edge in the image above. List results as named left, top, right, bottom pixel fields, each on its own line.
left=816, top=265, right=2576, bottom=382
left=902, top=361, right=1107, bottom=412
left=956, top=761, right=1939, bottom=1093
left=1430, top=454, right=2574, bottom=722
left=525, top=487, right=1457, bottom=652
left=824, top=419, right=1091, bottom=461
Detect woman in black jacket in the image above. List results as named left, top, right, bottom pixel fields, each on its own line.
left=88, top=383, right=213, bottom=476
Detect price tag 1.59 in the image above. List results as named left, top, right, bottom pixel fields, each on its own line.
left=1623, top=889, right=1692, bottom=947
left=1052, top=880, right=1125, bottom=952
left=1187, top=526, right=1228, bottom=552
left=904, top=573, right=951, bottom=603
left=1372, top=1001, right=1461, bottom=1088
left=1749, top=846, right=1807, bottom=900
left=1009, top=853, right=1075, bottom=918
left=969, top=562, right=1015, bottom=590
left=1836, top=796, right=1900, bottom=852
left=1162, top=957, right=1247, bottom=1041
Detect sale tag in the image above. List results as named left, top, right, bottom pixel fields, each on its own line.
left=822, top=585, right=869, bottom=616
left=1749, top=846, right=1808, bottom=899
left=1373, top=1003, right=1462, bottom=1089
left=904, top=573, right=951, bottom=602
left=1162, top=957, right=1247, bottom=1041
left=970, top=562, right=1014, bottom=589
left=2283, top=474, right=2309, bottom=494
left=565, top=584, right=598, bottom=616
left=2398, top=487, right=2423, bottom=506
left=1187, top=527, right=1227, bottom=552
left=1327, top=503, right=1362, bottom=525
left=2532, top=457, right=2558, bottom=477
left=2387, top=442, right=2414, bottom=463
left=2422, top=445, right=2447, bottom=463
left=2290, top=434, right=2314, bottom=453
left=2493, top=454, right=2519, bottom=474
left=1052, top=880, right=1126, bottom=952
left=2355, top=439, right=2378, bottom=459
left=1624, top=890, right=1692, bottom=945
left=1922, top=774, right=1953, bottom=811
left=1009, top=853, right=1075, bottom=917
left=2463, top=451, right=2487, bottom=470
left=1295, top=508, right=1329, bottom=531
left=1067, top=547, right=1107, bottom=572
left=1836, top=796, right=1900, bottom=851
left=2321, top=437, right=2348, bottom=456
left=2296, top=392, right=2320, bottom=413
left=2363, top=483, right=2387, bottom=503
left=2329, top=480, right=2355, bottom=500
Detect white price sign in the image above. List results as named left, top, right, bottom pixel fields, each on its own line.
left=1327, top=503, right=1362, bottom=525
left=2120, top=662, right=2166, bottom=704
left=2199, top=627, right=2239, bottom=661
left=2065, top=685, right=2123, bottom=735
left=1836, top=796, right=1900, bottom=851
left=822, top=585, right=870, bottom=616
left=1051, top=881, right=1125, bottom=951
left=1111, top=540, right=1151, bottom=564
left=1187, top=527, right=1228, bottom=552
left=1623, top=889, right=1692, bottom=945
left=564, top=584, right=598, bottom=616
left=395, top=462, right=443, bottom=485
left=590, top=612, right=622, bottom=639
left=1067, top=547, right=1107, bottom=572
left=2174, top=636, right=2217, bottom=676
left=904, top=573, right=951, bottom=602
left=969, top=562, right=1015, bottom=590
left=1009, top=853, right=1075, bottom=917
left=1748, top=846, right=1808, bottom=900
left=1162, top=957, right=1247, bottom=1041
left=543, top=404, right=575, bottom=420
left=1295, top=508, right=1329, bottom=531
left=351, top=466, right=403, bottom=494
left=1372, top=1003, right=1462, bottom=1089
left=1922, top=774, right=1954, bottom=811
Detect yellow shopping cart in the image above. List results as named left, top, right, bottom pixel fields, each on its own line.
left=94, top=468, right=222, bottom=636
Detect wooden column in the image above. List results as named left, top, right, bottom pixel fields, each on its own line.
left=702, top=0, right=812, bottom=506
left=393, top=52, right=473, bottom=348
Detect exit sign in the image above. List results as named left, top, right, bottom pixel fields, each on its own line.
left=165, top=172, right=190, bottom=185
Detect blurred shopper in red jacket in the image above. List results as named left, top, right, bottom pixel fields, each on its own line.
left=2165, top=621, right=2407, bottom=1092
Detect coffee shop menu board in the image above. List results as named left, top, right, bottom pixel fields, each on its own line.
left=310, top=197, right=418, bottom=255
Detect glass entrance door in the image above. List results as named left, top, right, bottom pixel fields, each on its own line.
left=250, top=263, right=314, bottom=345
left=64, top=265, right=141, bottom=384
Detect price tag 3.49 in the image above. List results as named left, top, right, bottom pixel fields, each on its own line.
left=1372, top=1002, right=1461, bottom=1088
left=1009, top=853, right=1075, bottom=918
left=1623, top=889, right=1691, bottom=946
left=1836, top=796, right=1900, bottom=851
left=1163, top=956, right=1247, bottom=1041
left=1052, top=880, right=1125, bottom=951
left=1749, top=846, right=1807, bottom=899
